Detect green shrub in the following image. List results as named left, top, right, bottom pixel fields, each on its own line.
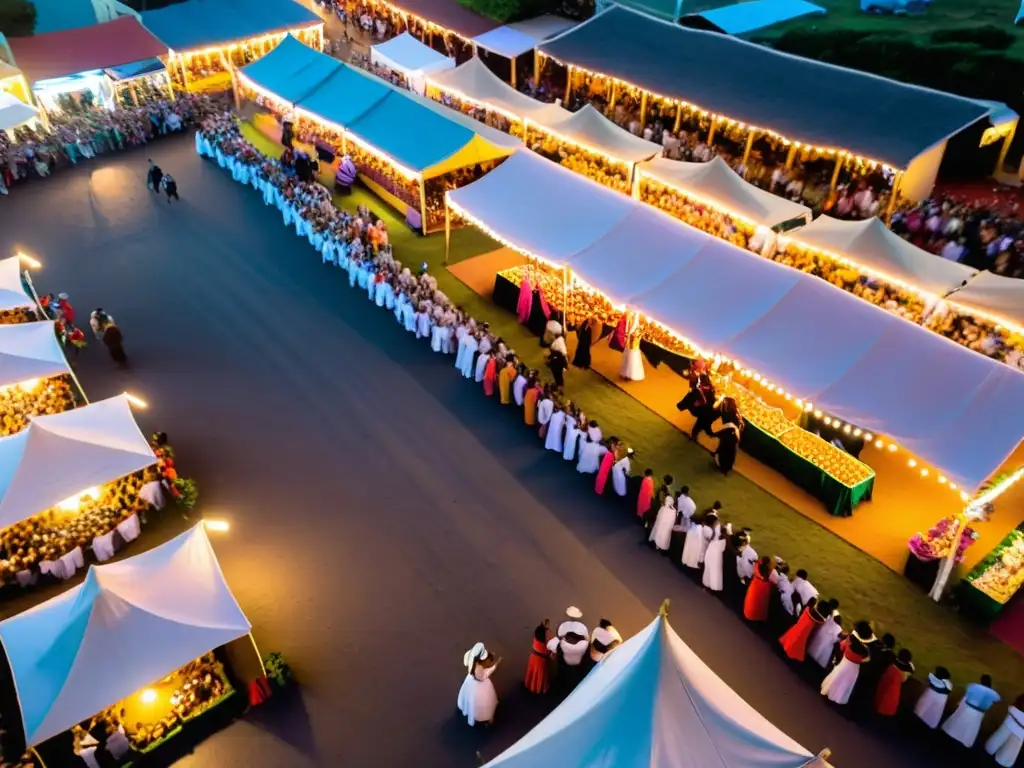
left=930, top=25, right=1014, bottom=51
left=457, top=0, right=558, bottom=23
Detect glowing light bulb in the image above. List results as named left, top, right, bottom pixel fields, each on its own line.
left=864, top=433, right=873, bottom=441
left=908, top=459, right=917, bottom=468
left=888, top=444, right=897, bottom=453
left=813, top=410, right=822, bottom=418
left=853, top=428, right=862, bottom=437
left=874, top=439, right=884, bottom=449
left=843, top=425, right=852, bottom=434
left=960, top=491, right=969, bottom=502
left=141, top=689, right=157, bottom=704
left=823, top=417, right=832, bottom=426
left=920, top=469, right=929, bottom=477
left=938, top=476, right=947, bottom=485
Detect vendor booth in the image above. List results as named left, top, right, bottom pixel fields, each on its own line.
left=446, top=152, right=1024, bottom=523
left=0, top=92, right=40, bottom=131
left=236, top=37, right=518, bottom=232
left=7, top=18, right=168, bottom=113
left=0, top=256, right=40, bottom=324
left=371, top=32, right=454, bottom=95
left=540, top=5, right=999, bottom=203
left=0, top=524, right=255, bottom=763
left=637, top=155, right=811, bottom=247
left=946, top=270, right=1024, bottom=334
left=0, top=321, right=78, bottom=436
left=484, top=611, right=831, bottom=767
left=142, top=0, right=323, bottom=93
left=469, top=14, right=577, bottom=89
left=104, top=58, right=174, bottom=108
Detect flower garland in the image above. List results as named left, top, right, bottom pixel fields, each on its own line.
left=151, top=433, right=200, bottom=510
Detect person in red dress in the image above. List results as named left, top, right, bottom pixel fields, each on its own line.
left=636, top=469, right=654, bottom=520
left=594, top=440, right=619, bottom=495
left=482, top=354, right=498, bottom=397
left=875, top=648, right=914, bottom=717
left=524, top=621, right=553, bottom=695
left=780, top=598, right=828, bottom=662
left=743, top=556, right=775, bottom=622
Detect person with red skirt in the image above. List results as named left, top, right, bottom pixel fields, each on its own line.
left=594, top=440, right=619, bottom=495
left=482, top=354, right=498, bottom=397
left=780, top=598, right=827, bottom=662
left=743, top=556, right=775, bottom=622
left=524, top=621, right=553, bottom=694
left=875, top=648, right=915, bottom=717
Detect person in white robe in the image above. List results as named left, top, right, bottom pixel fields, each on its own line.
left=680, top=512, right=704, bottom=569
left=563, top=413, right=582, bottom=462
left=914, top=669, right=953, bottom=729
left=942, top=675, right=1000, bottom=747
left=366, top=270, right=377, bottom=302
left=556, top=606, right=588, bottom=639
left=807, top=615, right=844, bottom=669
left=649, top=496, right=676, bottom=552
left=512, top=371, right=527, bottom=405
left=416, top=307, right=432, bottom=340
left=403, top=299, right=417, bottom=333
left=577, top=437, right=606, bottom=474
left=537, top=395, right=555, bottom=429
left=612, top=448, right=633, bottom=497
left=736, top=535, right=758, bottom=584
left=456, top=643, right=500, bottom=727
left=459, top=334, right=478, bottom=379
left=394, top=292, right=407, bottom=325
left=454, top=327, right=470, bottom=372
left=820, top=636, right=868, bottom=706
left=545, top=406, right=567, bottom=453
left=985, top=697, right=1024, bottom=767
left=430, top=320, right=446, bottom=353
left=587, top=421, right=602, bottom=443
left=374, top=278, right=389, bottom=307
left=702, top=524, right=730, bottom=591
left=676, top=488, right=696, bottom=526
left=383, top=281, right=395, bottom=310
left=589, top=619, right=623, bottom=663
left=440, top=320, right=454, bottom=354
left=475, top=351, right=490, bottom=383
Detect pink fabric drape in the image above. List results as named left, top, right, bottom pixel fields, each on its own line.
left=537, top=287, right=552, bottom=320
left=609, top=313, right=628, bottom=352
left=517, top=275, right=533, bottom=323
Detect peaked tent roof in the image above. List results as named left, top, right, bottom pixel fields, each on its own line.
left=427, top=57, right=557, bottom=121
left=7, top=18, right=168, bottom=84
left=0, top=92, right=38, bottom=131
left=448, top=151, right=1024, bottom=491
left=384, top=0, right=499, bottom=38
left=294, top=62, right=393, bottom=127
left=0, top=61, right=23, bottom=81
left=0, top=394, right=155, bottom=529
left=485, top=615, right=826, bottom=768
left=540, top=6, right=991, bottom=169
left=790, top=215, right=976, bottom=296
left=0, top=256, right=35, bottom=311
left=240, top=34, right=342, bottom=104
left=947, top=271, right=1024, bottom=330
left=471, top=25, right=540, bottom=59
left=142, top=0, right=320, bottom=53
left=684, top=0, right=826, bottom=35
left=639, top=156, right=810, bottom=227
left=0, top=524, right=250, bottom=747
left=536, top=104, right=661, bottom=165
left=0, top=321, right=70, bottom=387
left=371, top=32, right=452, bottom=74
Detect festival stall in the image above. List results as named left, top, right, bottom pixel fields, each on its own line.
left=6, top=18, right=169, bottom=114
left=236, top=38, right=519, bottom=232
left=484, top=610, right=831, bottom=767
left=371, top=32, right=454, bottom=95
left=142, top=0, right=323, bottom=93
left=0, top=321, right=78, bottom=436
left=0, top=524, right=256, bottom=763
left=446, top=151, right=1024, bottom=521
left=539, top=6, right=998, bottom=204
left=0, top=61, right=31, bottom=105
left=469, top=14, right=577, bottom=88
left=364, top=0, right=499, bottom=55
left=0, top=256, right=40, bottom=324
left=104, top=58, right=175, bottom=108
left=946, top=270, right=1024, bottom=334
left=0, top=92, right=40, bottom=132
left=636, top=155, right=811, bottom=247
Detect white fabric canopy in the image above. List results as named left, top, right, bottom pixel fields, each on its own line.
left=639, top=156, right=811, bottom=228
left=0, top=394, right=155, bottom=528
left=0, top=257, right=35, bottom=312
left=789, top=215, right=975, bottom=296
left=371, top=32, right=454, bottom=95
left=473, top=15, right=577, bottom=58
left=533, top=104, right=661, bottom=165
left=449, top=152, right=1024, bottom=490
left=428, top=57, right=561, bottom=122
left=485, top=615, right=827, bottom=768
left=0, top=92, right=39, bottom=131
left=0, top=524, right=250, bottom=747
left=946, top=270, right=1024, bottom=329
left=0, top=321, right=71, bottom=388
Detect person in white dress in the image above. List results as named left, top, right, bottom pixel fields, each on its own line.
left=681, top=508, right=711, bottom=570
left=807, top=614, right=844, bottom=669
left=913, top=668, right=953, bottom=729
left=545, top=405, right=567, bottom=453
left=619, top=315, right=645, bottom=381
left=459, top=333, right=479, bottom=379
left=475, top=350, right=491, bottom=383
left=702, top=523, right=730, bottom=592
left=820, top=635, right=869, bottom=705
left=612, top=448, right=633, bottom=497
left=577, top=436, right=607, bottom=474
left=456, top=643, right=500, bottom=727
left=985, top=696, right=1024, bottom=767
left=649, top=496, right=677, bottom=552
left=942, top=675, right=1001, bottom=747
left=563, top=410, right=582, bottom=462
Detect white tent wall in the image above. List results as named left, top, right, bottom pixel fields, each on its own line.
left=900, top=140, right=946, bottom=203
left=0, top=256, right=35, bottom=312
left=370, top=32, right=454, bottom=95
left=0, top=321, right=71, bottom=387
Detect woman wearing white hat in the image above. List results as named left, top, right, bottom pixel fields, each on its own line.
left=457, top=643, right=501, bottom=727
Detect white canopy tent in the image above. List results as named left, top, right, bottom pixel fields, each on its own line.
left=0, top=256, right=36, bottom=312
left=788, top=215, right=976, bottom=296
left=471, top=15, right=578, bottom=63
left=0, top=321, right=71, bottom=388
left=484, top=614, right=829, bottom=768
left=532, top=103, right=662, bottom=168
left=946, top=270, right=1024, bottom=330
left=371, top=32, right=454, bottom=95
left=0, top=394, right=155, bottom=529
left=447, top=151, right=1024, bottom=491
left=427, top=56, right=563, bottom=123
left=0, top=524, right=250, bottom=747
left=0, top=92, right=39, bottom=131
left=638, top=156, right=811, bottom=228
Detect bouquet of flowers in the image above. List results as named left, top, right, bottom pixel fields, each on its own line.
left=908, top=515, right=979, bottom=563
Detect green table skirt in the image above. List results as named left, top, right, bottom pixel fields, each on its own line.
left=492, top=273, right=874, bottom=517
left=957, top=581, right=1006, bottom=624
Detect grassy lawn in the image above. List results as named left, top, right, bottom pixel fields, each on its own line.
left=240, top=121, right=1024, bottom=710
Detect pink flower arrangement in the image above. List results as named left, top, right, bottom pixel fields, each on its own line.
left=908, top=516, right=980, bottom=563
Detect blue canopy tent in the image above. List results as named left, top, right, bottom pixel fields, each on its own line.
left=294, top=65, right=392, bottom=128
left=447, top=152, right=1024, bottom=492
left=142, top=0, right=320, bottom=55
left=682, top=0, right=826, bottom=35
left=239, top=34, right=342, bottom=105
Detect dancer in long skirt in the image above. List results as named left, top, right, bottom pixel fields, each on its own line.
left=457, top=643, right=500, bottom=726
left=985, top=695, right=1024, bottom=767
left=913, top=667, right=953, bottom=729
left=523, top=622, right=552, bottom=695
left=780, top=599, right=827, bottom=663
left=821, top=635, right=869, bottom=705
left=942, top=674, right=1001, bottom=747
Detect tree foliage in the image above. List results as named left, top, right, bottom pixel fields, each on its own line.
left=0, top=0, right=36, bottom=38
left=456, top=0, right=559, bottom=24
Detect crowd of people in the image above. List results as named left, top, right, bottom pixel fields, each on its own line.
left=204, top=116, right=1023, bottom=767
left=0, top=94, right=217, bottom=197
